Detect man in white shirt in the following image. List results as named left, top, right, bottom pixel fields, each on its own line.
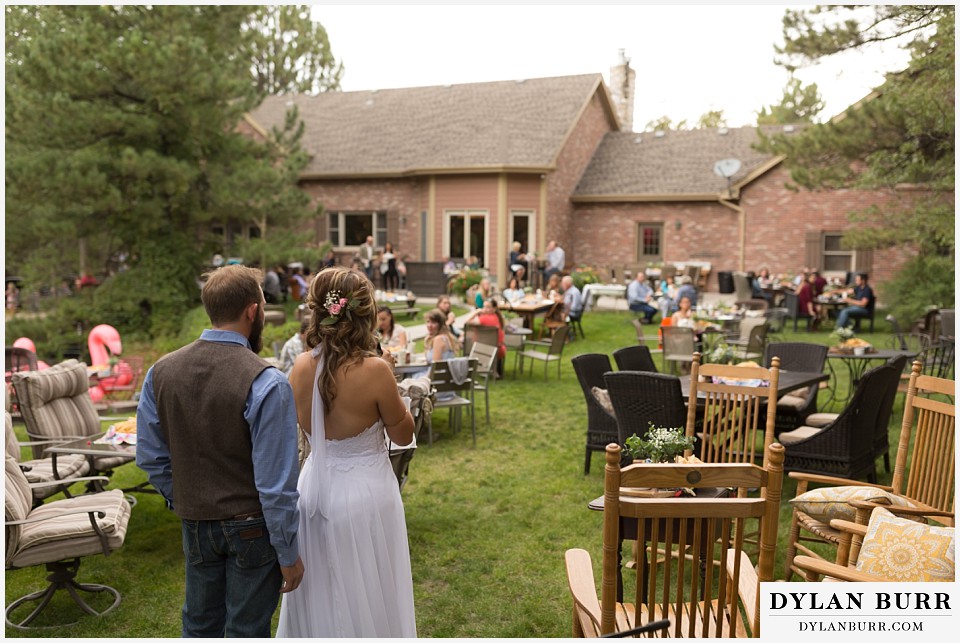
left=543, top=240, right=565, bottom=281
left=358, top=236, right=375, bottom=281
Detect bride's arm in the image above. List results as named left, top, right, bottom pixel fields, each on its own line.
left=373, top=359, right=414, bottom=446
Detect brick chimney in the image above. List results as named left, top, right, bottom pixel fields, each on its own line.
left=609, top=49, right=635, bottom=132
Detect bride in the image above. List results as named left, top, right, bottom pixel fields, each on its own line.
left=276, top=267, right=417, bottom=637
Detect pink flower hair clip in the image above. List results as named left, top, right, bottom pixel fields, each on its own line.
left=321, top=290, right=361, bottom=325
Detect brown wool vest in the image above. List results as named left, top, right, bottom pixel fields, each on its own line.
left=152, top=339, right=270, bottom=520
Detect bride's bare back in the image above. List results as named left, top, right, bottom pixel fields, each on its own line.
left=289, top=352, right=413, bottom=446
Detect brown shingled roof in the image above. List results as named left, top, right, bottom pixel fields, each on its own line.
left=245, top=74, right=613, bottom=178
left=573, top=125, right=799, bottom=199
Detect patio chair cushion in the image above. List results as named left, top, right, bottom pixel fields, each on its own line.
left=776, top=394, right=808, bottom=411
left=590, top=387, right=614, bottom=416
left=856, top=507, right=955, bottom=582
left=805, top=412, right=839, bottom=427
left=790, top=485, right=917, bottom=524
left=14, top=359, right=101, bottom=441
left=776, top=425, right=822, bottom=445
left=20, top=454, right=91, bottom=486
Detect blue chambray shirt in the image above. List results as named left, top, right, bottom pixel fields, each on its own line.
left=136, top=329, right=301, bottom=567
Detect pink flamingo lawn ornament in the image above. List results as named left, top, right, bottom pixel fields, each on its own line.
left=87, top=324, right=130, bottom=403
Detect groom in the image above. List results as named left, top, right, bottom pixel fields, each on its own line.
left=137, top=264, right=304, bottom=637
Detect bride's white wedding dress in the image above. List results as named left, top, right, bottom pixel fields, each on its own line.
left=276, top=352, right=416, bottom=637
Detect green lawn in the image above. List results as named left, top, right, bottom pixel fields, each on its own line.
left=5, top=310, right=906, bottom=637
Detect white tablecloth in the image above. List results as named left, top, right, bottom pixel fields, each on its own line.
left=582, top=284, right=627, bottom=311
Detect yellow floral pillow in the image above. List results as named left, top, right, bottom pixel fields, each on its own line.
left=856, top=507, right=955, bottom=581
left=790, top=485, right=916, bottom=523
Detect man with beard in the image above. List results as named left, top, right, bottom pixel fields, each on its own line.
left=136, top=264, right=303, bottom=637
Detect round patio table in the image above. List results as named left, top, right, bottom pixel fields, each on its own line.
left=822, top=348, right=916, bottom=408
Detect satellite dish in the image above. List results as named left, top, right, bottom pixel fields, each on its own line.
left=713, top=158, right=742, bottom=179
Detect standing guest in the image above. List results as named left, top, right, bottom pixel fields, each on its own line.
left=279, top=317, right=310, bottom=376
left=474, top=277, right=492, bottom=309
left=543, top=240, right=565, bottom=281
left=377, top=308, right=408, bottom=354
left=276, top=264, right=289, bottom=301
left=276, top=267, right=415, bottom=637
left=463, top=298, right=507, bottom=377
left=358, top=235, right=376, bottom=281
left=557, top=275, right=583, bottom=320
left=289, top=265, right=308, bottom=302
left=627, top=272, right=657, bottom=324
left=263, top=265, right=282, bottom=304
left=6, top=282, right=19, bottom=317
left=836, top=272, right=876, bottom=330
left=396, top=254, right=408, bottom=289
left=502, top=277, right=525, bottom=304
left=674, top=275, right=698, bottom=309
left=136, top=265, right=303, bottom=637
left=381, top=242, right=399, bottom=291
left=796, top=272, right=820, bottom=330
left=508, top=241, right=528, bottom=284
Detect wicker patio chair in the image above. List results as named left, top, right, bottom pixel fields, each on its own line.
left=563, top=442, right=785, bottom=638
left=572, top=354, right=620, bottom=475
left=612, top=345, right=658, bottom=373
left=762, top=342, right=828, bottom=435
left=603, top=370, right=687, bottom=446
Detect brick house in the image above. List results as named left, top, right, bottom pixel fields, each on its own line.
left=243, top=69, right=908, bottom=293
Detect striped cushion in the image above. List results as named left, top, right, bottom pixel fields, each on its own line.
left=8, top=486, right=131, bottom=569
left=5, top=455, right=32, bottom=567
left=11, top=360, right=101, bottom=442
left=4, top=412, right=19, bottom=460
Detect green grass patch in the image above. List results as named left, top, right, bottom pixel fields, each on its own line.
left=4, top=310, right=906, bottom=636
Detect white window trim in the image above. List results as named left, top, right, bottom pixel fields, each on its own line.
left=443, top=209, right=489, bottom=267
left=822, top=232, right=857, bottom=273
left=636, top=222, right=664, bottom=262
left=508, top=209, right=536, bottom=254
left=329, top=211, right=387, bottom=250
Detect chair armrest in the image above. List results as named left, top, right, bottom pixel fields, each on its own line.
left=787, top=471, right=894, bottom=492
left=27, top=475, right=111, bottom=490
left=848, top=499, right=954, bottom=520
left=6, top=504, right=110, bottom=527
left=725, top=550, right=758, bottom=628
left=793, top=555, right=894, bottom=582
left=565, top=548, right=602, bottom=637
left=526, top=339, right=551, bottom=348
left=17, top=437, right=69, bottom=448
left=827, top=519, right=868, bottom=538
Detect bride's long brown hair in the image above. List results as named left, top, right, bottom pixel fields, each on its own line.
left=304, top=267, right=378, bottom=409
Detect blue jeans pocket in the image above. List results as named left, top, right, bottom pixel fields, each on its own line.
left=223, top=518, right=277, bottom=569
left=182, top=519, right=204, bottom=565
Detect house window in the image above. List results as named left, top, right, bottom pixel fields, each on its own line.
left=445, top=210, right=487, bottom=267
left=636, top=223, right=663, bottom=262
left=822, top=233, right=855, bottom=272
left=328, top=212, right=387, bottom=248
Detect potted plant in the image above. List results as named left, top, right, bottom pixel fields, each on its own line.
left=622, top=426, right=699, bottom=496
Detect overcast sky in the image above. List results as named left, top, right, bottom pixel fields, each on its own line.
left=312, top=3, right=913, bottom=129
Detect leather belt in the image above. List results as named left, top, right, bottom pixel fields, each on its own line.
left=233, top=511, right=263, bottom=521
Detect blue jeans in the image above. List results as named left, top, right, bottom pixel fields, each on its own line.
left=836, top=305, right=868, bottom=330
left=181, top=517, right=282, bottom=638
left=630, top=301, right=658, bottom=321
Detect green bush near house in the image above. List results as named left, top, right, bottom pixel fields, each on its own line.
left=570, top=265, right=603, bottom=291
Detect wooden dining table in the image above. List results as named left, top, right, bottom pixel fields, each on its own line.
left=503, top=297, right=555, bottom=329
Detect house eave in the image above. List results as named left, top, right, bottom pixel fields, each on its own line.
left=298, top=165, right=554, bottom=182
left=572, top=193, right=724, bottom=203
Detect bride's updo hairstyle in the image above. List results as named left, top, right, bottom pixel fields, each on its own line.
left=304, top=266, right=378, bottom=409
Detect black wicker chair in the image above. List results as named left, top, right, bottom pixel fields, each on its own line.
left=778, top=363, right=901, bottom=483
left=602, top=371, right=688, bottom=447
left=572, top=354, right=619, bottom=475
left=612, top=345, right=658, bottom=373
left=762, top=342, right=828, bottom=435
left=872, top=353, right=910, bottom=474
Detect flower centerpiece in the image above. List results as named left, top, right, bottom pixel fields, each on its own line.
left=707, top=340, right=734, bottom=365
left=831, top=326, right=872, bottom=354
left=623, top=426, right=699, bottom=497
left=623, top=425, right=695, bottom=464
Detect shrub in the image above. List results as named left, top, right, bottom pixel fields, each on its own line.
left=570, top=265, right=603, bottom=291
left=446, top=268, right=484, bottom=297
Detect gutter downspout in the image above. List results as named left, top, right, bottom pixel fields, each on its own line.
left=718, top=195, right=745, bottom=272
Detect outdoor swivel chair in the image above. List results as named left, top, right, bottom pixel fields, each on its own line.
left=5, top=455, right=133, bottom=629
left=5, top=411, right=91, bottom=504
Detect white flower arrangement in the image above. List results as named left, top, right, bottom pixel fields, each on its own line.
left=832, top=326, right=855, bottom=341
left=623, top=425, right=695, bottom=463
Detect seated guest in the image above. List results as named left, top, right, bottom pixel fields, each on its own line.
left=502, top=277, right=525, bottom=304
left=755, top=267, right=775, bottom=289
left=658, top=275, right=678, bottom=319
left=437, top=294, right=461, bottom=338
left=836, top=272, right=875, bottom=329
left=627, top=272, right=657, bottom=324
left=557, top=275, right=583, bottom=321
left=508, top=241, right=528, bottom=284
left=474, top=277, right=492, bottom=309
left=377, top=308, right=408, bottom=353
left=796, top=272, right=820, bottom=330
left=442, top=256, right=459, bottom=276
left=463, top=298, right=507, bottom=377
left=671, top=295, right=696, bottom=329
left=278, top=317, right=309, bottom=375
left=545, top=273, right=562, bottom=299
left=674, top=275, right=697, bottom=309
left=810, top=269, right=827, bottom=296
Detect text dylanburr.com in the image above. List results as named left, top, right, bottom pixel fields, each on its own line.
left=761, top=583, right=956, bottom=638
